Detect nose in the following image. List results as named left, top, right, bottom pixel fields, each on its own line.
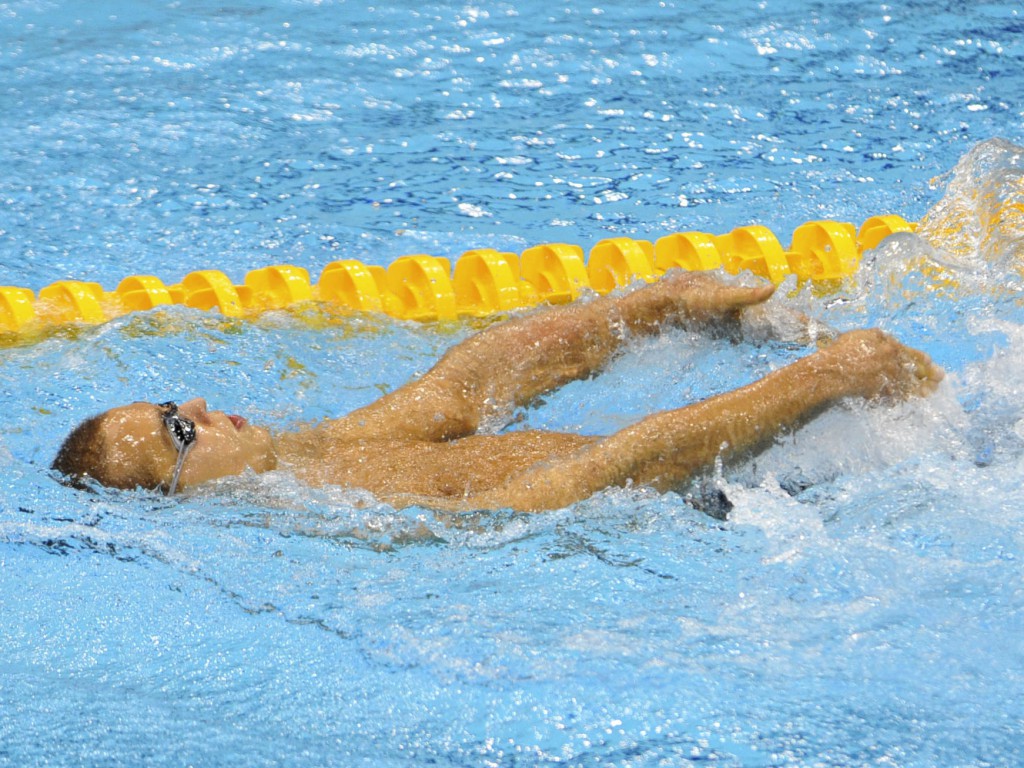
left=179, top=398, right=211, bottom=424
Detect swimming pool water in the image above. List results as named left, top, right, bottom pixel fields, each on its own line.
left=1, top=1, right=1023, bottom=766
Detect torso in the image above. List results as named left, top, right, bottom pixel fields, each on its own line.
left=277, top=429, right=598, bottom=503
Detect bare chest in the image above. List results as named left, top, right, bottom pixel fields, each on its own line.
left=290, top=431, right=596, bottom=500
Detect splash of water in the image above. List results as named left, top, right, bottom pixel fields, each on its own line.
left=918, top=137, right=1024, bottom=272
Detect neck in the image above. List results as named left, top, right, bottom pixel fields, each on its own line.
left=272, top=425, right=327, bottom=466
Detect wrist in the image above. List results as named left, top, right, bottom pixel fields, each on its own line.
left=774, top=351, right=851, bottom=406
left=611, top=283, right=678, bottom=332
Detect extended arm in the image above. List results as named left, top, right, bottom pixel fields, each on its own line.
left=468, top=329, right=943, bottom=512
left=328, top=272, right=775, bottom=441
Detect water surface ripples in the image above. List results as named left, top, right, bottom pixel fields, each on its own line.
left=2, top=1, right=1024, bottom=766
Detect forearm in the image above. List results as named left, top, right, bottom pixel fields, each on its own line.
left=604, top=353, right=847, bottom=488
left=426, top=273, right=775, bottom=417
left=327, top=294, right=627, bottom=441
left=429, top=296, right=623, bottom=412
left=332, top=274, right=774, bottom=442
left=482, top=328, right=943, bottom=512
left=485, top=352, right=849, bottom=511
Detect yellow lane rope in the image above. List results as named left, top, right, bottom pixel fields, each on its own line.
left=0, top=215, right=913, bottom=334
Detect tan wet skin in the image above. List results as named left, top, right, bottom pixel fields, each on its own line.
left=89, top=273, right=943, bottom=512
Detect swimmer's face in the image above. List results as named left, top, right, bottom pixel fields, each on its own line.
left=98, top=398, right=276, bottom=491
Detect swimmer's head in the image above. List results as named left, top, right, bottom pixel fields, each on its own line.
left=52, top=398, right=277, bottom=493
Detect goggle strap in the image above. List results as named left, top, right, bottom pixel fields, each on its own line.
left=167, top=440, right=194, bottom=496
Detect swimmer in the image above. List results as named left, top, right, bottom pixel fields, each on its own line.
left=52, top=272, right=943, bottom=512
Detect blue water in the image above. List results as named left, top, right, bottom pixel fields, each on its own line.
left=2, top=1, right=1023, bottom=766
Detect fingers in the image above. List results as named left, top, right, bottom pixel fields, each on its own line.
left=686, top=271, right=775, bottom=303
left=819, top=329, right=944, bottom=401
left=883, top=335, right=944, bottom=399
left=672, top=272, right=775, bottom=320
left=723, top=282, right=776, bottom=309
left=901, top=345, right=944, bottom=396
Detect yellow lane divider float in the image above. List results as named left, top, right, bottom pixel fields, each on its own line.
left=0, top=215, right=914, bottom=334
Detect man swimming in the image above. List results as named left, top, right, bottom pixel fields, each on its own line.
left=52, top=272, right=942, bottom=512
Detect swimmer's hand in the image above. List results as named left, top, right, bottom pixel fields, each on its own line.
left=617, top=270, right=775, bottom=330
left=818, top=329, right=944, bottom=401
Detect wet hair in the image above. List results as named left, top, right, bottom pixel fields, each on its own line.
left=52, top=412, right=162, bottom=492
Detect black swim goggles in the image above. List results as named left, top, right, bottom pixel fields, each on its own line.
left=158, top=401, right=197, bottom=495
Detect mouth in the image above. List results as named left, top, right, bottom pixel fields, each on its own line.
left=228, top=414, right=247, bottom=431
